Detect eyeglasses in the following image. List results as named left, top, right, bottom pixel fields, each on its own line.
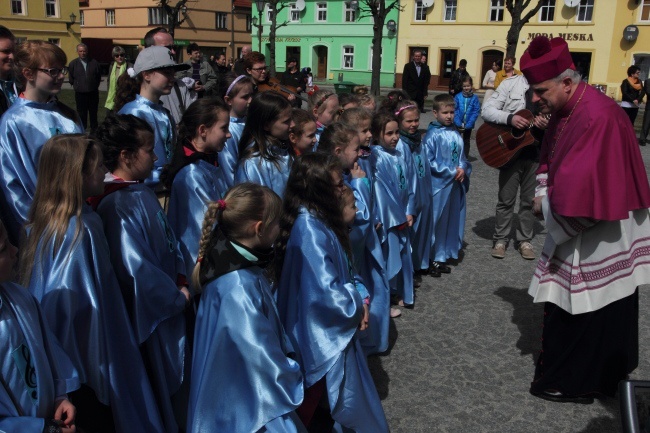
left=250, top=66, right=268, bottom=72
left=114, top=54, right=125, bottom=58
left=37, top=67, right=68, bottom=77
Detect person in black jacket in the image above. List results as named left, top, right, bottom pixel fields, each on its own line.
left=449, top=59, right=469, bottom=96
left=0, top=25, right=17, bottom=119
left=620, top=65, right=644, bottom=127
left=68, top=43, right=102, bottom=130
left=280, top=57, right=305, bottom=107
left=401, top=50, right=431, bottom=112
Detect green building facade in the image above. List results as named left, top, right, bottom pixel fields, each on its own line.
left=253, top=1, right=399, bottom=87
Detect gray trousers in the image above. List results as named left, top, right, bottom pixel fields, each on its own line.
left=493, top=157, right=538, bottom=245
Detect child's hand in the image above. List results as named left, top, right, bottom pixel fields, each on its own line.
left=54, top=398, right=76, bottom=430
left=350, top=162, right=366, bottom=179
left=359, top=304, right=370, bottom=331
left=455, top=167, right=465, bottom=182
left=406, top=215, right=414, bottom=227
left=179, top=286, right=191, bottom=304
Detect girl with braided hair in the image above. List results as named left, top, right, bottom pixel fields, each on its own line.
left=187, top=182, right=305, bottom=433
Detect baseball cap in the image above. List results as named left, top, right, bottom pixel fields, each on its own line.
left=133, top=46, right=191, bottom=75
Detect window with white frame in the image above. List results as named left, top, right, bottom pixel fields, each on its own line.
left=414, top=0, right=426, bottom=21
left=266, top=5, right=272, bottom=22
left=444, top=0, right=457, bottom=22
left=344, top=2, right=356, bottom=22
left=148, top=8, right=170, bottom=25
left=640, top=0, right=650, bottom=21
left=106, top=9, right=115, bottom=26
left=577, top=0, right=593, bottom=22
left=11, top=0, right=25, bottom=15
left=289, top=3, right=300, bottom=22
left=216, top=12, right=228, bottom=29
left=48, top=38, right=60, bottom=46
left=489, top=0, right=504, bottom=22
left=316, top=2, right=327, bottom=22
left=45, top=0, right=58, bottom=17
left=539, top=0, right=555, bottom=22
left=343, top=46, right=354, bottom=69
left=80, top=10, right=84, bottom=26
left=368, top=46, right=383, bottom=71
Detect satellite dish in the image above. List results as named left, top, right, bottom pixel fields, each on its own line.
left=296, top=0, right=305, bottom=11
left=422, top=0, right=434, bottom=7
left=564, top=0, right=580, bottom=7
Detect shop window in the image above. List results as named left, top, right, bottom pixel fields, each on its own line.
left=539, top=0, right=555, bottom=22
left=577, top=0, right=593, bottom=22
left=490, top=0, right=504, bottom=22
left=444, top=0, right=457, bottom=22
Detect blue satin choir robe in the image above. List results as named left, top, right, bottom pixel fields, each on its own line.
left=398, top=139, right=434, bottom=271
left=95, top=182, right=189, bottom=433
left=26, top=206, right=166, bottom=432
left=423, top=122, right=472, bottom=262
left=187, top=266, right=305, bottom=433
left=235, top=143, right=292, bottom=197
left=370, top=145, right=415, bottom=305
left=343, top=172, right=390, bottom=355
left=312, top=125, right=326, bottom=152
left=0, top=98, right=82, bottom=243
left=215, top=116, right=245, bottom=192
left=277, top=208, right=389, bottom=433
left=118, top=94, right=176, bottom=187
left=0, top=282, right=79, bottom=433
left=168, top=160, right=226, bottom=279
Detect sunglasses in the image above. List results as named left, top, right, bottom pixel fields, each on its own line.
left=37, top=67, right=69, bottom=77
left=114, top=54, right=125, bottom=58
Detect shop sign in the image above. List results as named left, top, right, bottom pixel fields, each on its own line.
left=260, top=37, right=302, bottom=42
left=527, top=33, right=594, bottom=42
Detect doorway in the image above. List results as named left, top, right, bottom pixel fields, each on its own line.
left=313, top=46, right=328, bottom=79
left=570, top=52, right=592, bottom=82
left=633, top=53, right=650, bottom=81
left=481, top=50, right=504, bottom=87
left=286, top=46, right=301, bottom=69
left=438, top=49, right=457, bottom=87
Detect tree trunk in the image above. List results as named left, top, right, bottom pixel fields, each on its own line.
left=370, top=2, right=385, bottom=96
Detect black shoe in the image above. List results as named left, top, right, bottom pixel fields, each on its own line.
left=428, top=266, right=441, bottom=277
left=530, top=389, right=594, bottom=404
left=431, top=261, right=451, bottom=274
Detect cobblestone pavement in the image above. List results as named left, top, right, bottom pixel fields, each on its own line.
left=368, top=111, right=650, bottom=433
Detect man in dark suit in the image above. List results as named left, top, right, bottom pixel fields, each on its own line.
left=402, top=50, right=431, bottom=112
left=0, top=25, right=16, bottom=119
left=641, top=77, right=650, bottom=146
left=68, top=43, right=102, bottom=130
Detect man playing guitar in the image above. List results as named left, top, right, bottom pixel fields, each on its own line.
left=481, top=73, right=548, bottom=261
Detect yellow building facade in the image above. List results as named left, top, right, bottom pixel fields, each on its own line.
left=1, top=0, right=81, bottom=63
left=79, top=0, right=251, bottom=65
left=396, top=0, right=650, bottom=100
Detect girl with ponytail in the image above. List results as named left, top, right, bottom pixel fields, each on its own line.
left=187, top=182, right=305, bottom=433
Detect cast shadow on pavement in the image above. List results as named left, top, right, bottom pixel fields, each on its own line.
left=493, top=286, right=544, bottom=362
left=367, top=319, right=399, bottom=400
left=472, top=216, right=546, bottom=241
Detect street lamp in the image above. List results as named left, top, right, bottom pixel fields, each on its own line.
left=67, top=12, right=76, bottom=29
left=255, top=0, right=265, bottom=52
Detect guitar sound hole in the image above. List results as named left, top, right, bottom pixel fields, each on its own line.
left=511, top=129, right=525, bottom=139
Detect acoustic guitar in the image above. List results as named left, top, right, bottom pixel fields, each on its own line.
left=475, top=109, right=536, bottom=168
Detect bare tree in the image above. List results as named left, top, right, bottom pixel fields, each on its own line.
left=158, top=0, right=189, bottom=38
left=505, top=0, right=544, bottom=58
left=356, top=0, right=403, bottom=96
left=265, top=0, right=290, bottom=76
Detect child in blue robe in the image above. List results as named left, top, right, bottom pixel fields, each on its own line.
left=370, top=110, right=416, bottom=308
left=318, top=122, right=391, bottom=354
left=308, top=89, right=339, bottom=150
left=116, top=46, right=191, bottom=187
left=288, top=108, right=318, bottom=156
left=20, top=134, right=166, bottom=433
left=0, top=41, right=82, bottom=244
left=187, top=183, right=305, bottom=433
left=424, top=94, right=472, bottom=268
left=276, top=153, right=388, bottom=433
left=0, top=220, right=79, bottom=433
left=93, top=115, right=191, bottom=433
left=164, top=98, right=231, bottom=276
left=217, top=75, right=254, bottom=191
left=235, top=92, right=293, bottom=197
left=393, top=100, right=435, bottom=276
